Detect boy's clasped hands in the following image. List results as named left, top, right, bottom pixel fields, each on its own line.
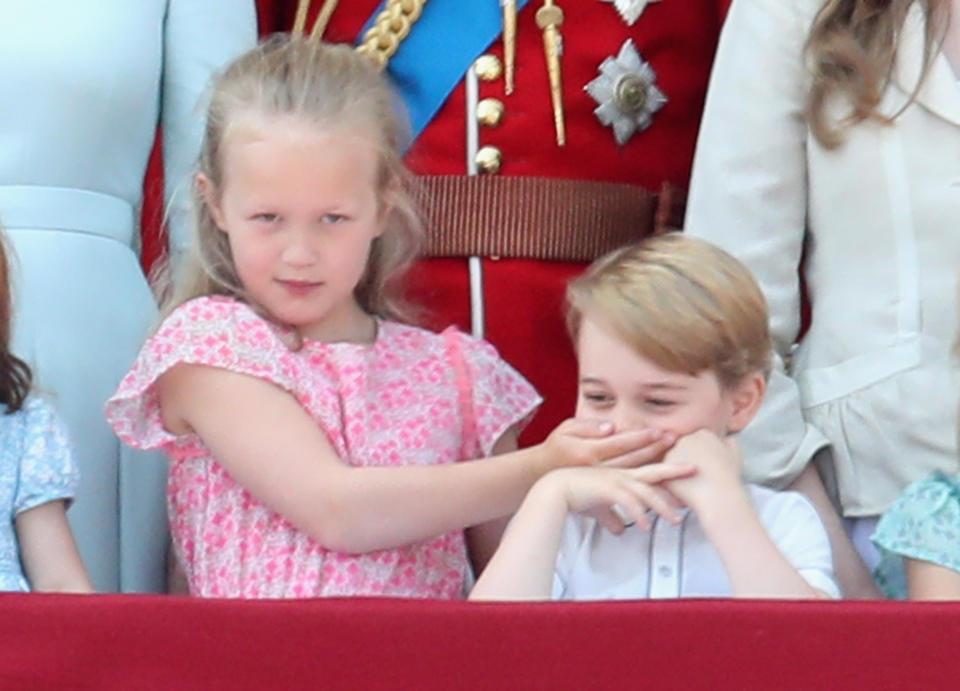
left=528, top=427, right=738, bottom=536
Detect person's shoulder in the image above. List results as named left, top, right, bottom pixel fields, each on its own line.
left=0, top=394, right=71, bottom=461
left=158, top=296, right=284, bottom=347
left=725, top=0, right=823, bottom=35
left=162, top=295, right=260, bottom=327
left=6, top=395, right=58, bottom=433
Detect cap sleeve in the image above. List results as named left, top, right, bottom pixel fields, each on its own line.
left=757, top=487, right=840, bottom=598
left=105, top=296, right=300, bottom=452
left=14, top=397, right=79, bottom=515
left=445, top=328, right=542, bottom=457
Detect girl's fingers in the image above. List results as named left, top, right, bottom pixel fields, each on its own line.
left=600, top=433, right=675, bottom=468
left=557, top=417, right=616, bottom=439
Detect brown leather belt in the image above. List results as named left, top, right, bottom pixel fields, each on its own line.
left=413, top=175, right=684, bottom=262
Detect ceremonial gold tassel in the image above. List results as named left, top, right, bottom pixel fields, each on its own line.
left=536, top=0, right=566, bottom=146
left=293, top=0, right=311, bottom=35
left=502, top=0, right=517, bottom=94
left=310, top=0, right=340, bottom=40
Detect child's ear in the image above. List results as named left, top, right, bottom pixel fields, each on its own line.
left=196, top=173, right=227, bottom=232
left=726, top=372, right=766, bottom=434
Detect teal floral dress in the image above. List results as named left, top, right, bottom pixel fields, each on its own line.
left=873, top=472, right=960, bottom=599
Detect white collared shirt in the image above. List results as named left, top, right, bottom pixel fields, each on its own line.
left=552, top=484, right=840, bottom=599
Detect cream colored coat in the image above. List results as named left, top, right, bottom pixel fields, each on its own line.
left=686, top=0, right=960, bottom=516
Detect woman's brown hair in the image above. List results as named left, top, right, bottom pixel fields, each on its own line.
left=806, top=0, right=948, bottom=148
left=0, top=231, right=31, bottom=413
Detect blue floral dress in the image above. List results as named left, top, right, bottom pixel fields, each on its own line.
left=0, top=396, right=78, bottom=591
left=872, top=472, right=960, bottom=599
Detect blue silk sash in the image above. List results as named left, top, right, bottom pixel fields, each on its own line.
left=359, top=0, right=533, bottom=141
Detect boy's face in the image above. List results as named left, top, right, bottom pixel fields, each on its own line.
left=574, top=316, right=755, bottom=442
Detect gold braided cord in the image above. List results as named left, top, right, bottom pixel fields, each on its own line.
left=309, top=0, right=341, bottom=40
left=357, top=0, right=429, bottom=69
left=292, top=0, right=311, bottom=35
left=292, top=0, right=428, bottom=70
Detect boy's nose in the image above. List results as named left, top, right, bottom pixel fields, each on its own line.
left=611, top=406, right=647, bottom=435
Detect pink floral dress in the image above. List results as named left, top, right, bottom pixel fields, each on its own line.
left=105, top=296, right=540, bottom=598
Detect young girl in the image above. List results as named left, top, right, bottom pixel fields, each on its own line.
left=105, top=37, right=671, bottom=599
left=0, top=228, right=91, bottom=593
left=471, top=235, right=838, bottom=601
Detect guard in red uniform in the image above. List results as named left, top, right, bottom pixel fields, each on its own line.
left=256, top=0, right=730, bottom=444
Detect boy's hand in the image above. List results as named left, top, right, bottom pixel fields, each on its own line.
left=538, top=464, right=695, bottom=534
left=535, top=418, right=676, bottom=477
left=661, top=430, right=745, bottom=513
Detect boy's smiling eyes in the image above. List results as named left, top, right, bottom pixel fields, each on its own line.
left=579, top=375, right=687, bottom=413
left=582, top=391, right=613, bottom=406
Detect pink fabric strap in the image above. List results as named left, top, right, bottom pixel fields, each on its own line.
left=444, top=330, right=479, bottom=460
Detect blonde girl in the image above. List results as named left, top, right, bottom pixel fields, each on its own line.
left=105, top=37, right=671, bottom=599
left=0, top=228, right=91, bottom=592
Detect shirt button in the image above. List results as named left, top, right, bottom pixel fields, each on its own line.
left=658, top=566, right=673, bottom=578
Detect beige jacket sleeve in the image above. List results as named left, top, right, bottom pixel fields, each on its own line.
left=684, top=0, right=829, bottom=488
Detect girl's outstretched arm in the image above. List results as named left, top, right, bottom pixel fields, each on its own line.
left=160, top=364, right=674, bottom=555
left=17, top=500, right=93, bottom=593
left=465, top=428, right=519, bottom=575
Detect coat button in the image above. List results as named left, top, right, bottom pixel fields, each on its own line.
left=474, top=54, right=503, bottom=82
left=475, top=146, right=503, bottom=174
left=477, top=98, right=505, bottom=127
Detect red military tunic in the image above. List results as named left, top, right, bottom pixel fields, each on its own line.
left=257, top=1, right=730, bottom=444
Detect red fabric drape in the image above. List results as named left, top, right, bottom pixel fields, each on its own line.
left=1, top=593, right=957, bottom=689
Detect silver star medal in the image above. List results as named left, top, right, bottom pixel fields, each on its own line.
left=600, top=0, right=660, bottom=26
left=585, top=39, right=666, bottom=146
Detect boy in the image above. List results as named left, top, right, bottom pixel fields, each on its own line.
left=470, top=234, right=839, bottom=600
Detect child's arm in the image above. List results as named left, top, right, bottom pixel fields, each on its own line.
left=470, top=464, right=693, bottom=600
left=16, top=500, right=93, bottom=593
left=663, top=431, right=831, bottom=599
left=905, top=559, right=960, bottom=600
left=787, top=463, right=880, bottom=598
left=160, top=364, right=675, bottom=555
left=465, top=428, right=519, bottom=575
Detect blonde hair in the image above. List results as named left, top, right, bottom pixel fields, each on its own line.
left=806, top=0, right=948, bottom=149
left=163, top=36, right=423, bottom=326
left=567, top=233, right=771, bottom=389
left=0, top=226, right=31, bottom=412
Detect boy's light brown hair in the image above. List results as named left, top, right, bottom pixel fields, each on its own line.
left=567, top=233, right=772, bottom=389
